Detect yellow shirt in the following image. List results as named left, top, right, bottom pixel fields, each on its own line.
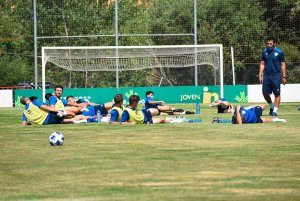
left=111, top=105, right=125, bottom=122
left=23, top=102, right=48, bottom=125
left=125, top=107, right=144, bottom=124
left=53, top=97, right=65, bottom=110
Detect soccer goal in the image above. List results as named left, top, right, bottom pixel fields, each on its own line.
left=41, top=45, right=223, bottom=101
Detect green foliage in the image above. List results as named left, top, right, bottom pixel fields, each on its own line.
left=0, top=0, right=299, bottom=86
left=0, top=55, right=33, bottom=85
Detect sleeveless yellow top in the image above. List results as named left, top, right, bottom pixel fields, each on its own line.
left=23, top=102, right=48, bottom=125
left=112, top=105, right=125, bottom=122
left=125, top=107, right=144, bottom=124
left=53, top=97, right=65, bottom=110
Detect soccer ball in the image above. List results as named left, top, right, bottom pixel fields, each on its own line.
left=49, top=132, right=64, bottom=146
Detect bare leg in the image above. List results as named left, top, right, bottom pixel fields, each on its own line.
left=148, top=108, right=160, bottom=116
left=62, top=115, right=88, bottom=124
left=261, top=117, right=273, bottom=123
left=257, top=104, right=266, bottom=111
left=157, top=105, right=173, bottom=112
left=274, top=95, right=281, bottom=108
left=153, top=118, right=169, bottom=124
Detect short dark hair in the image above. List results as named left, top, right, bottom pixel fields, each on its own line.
left=20, top=96, right=27, bottom=105
left=129, top=95, right=140, bottom=104
left=29, top=96, right=38, bottom=101
left=45, top=93, right=53, bottom=100
left=266, top=36, right=276, bottom=43
left=145, top=90, right=154, bottom=97
left=66, top=95, right=74, bottom=101
left=114, top=94, right=123, bottom=103
left=55, top=85, right=64, bottom=91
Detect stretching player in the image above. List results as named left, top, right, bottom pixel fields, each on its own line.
left=145, top=90, right=194, bottom=116
left=20, top=96, right=87, bottom=125
left=232, top=104, right=286, bottom=124
left=209, top=98, right=234, bottom=113
left=66, top=95, right=113, bottom=117
left=121, top=95, right=180, bottom=125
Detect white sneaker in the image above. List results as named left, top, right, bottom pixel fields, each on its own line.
left=170, top=118, right=183, bottom=123
left=75, top=120, right=87, bottom=124
left=57, top=111, right=64, bottom=117
left=272, top=118, right=286, bottom=123
left=166, top=117, right=173, bottom=121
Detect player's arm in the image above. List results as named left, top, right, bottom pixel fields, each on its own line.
left=109, top=109, right=120, bottom=125
left=87, top=102, right=97, bottom=106
left=258, top=61, right=265, bottom=84
left=21, top=113, right=28, bottom=126
left=148, top=100, right=165, bottom=105
left=48, top=96, right=57, bottom=108
left=281, top=62, right=287, bottom=85
left=235, top=106, right=243, bottom=124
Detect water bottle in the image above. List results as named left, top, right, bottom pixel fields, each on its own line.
left=188, top=119, right=202, bottom=123
left=217, top=119, right=231, bottom=124
left=196, top=102, right=201, bottom=114
left=97, top=109, right=101, bottom=123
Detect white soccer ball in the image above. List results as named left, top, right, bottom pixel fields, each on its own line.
left=49, top=132, right=64, bottom=146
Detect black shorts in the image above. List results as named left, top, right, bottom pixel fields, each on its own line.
left=94, top=104, right=108, bottom=115
left=47, top=112, right=62, bottom=124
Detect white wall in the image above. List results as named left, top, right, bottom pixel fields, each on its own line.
left=0, top=90, right=13, bottom=107
left=248, top=84, right=300, bottom=102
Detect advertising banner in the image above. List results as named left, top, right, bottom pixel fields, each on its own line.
left=14, top=85, right=248, bottom=107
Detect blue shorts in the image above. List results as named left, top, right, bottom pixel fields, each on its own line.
left=254, top=106, right=263, bottom=123
left=262, top=74, right=281, bottom=96
left=142, top=109, right=153, bottom=124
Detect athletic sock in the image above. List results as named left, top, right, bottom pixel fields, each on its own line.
left=272, top=118, right=286, bottom=122
left=269, top=102, right=274, bottom=109
left=273, top=107, right=278, bottom=113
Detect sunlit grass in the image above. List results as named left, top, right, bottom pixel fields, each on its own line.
left=0, top=103, right=299, bottom=200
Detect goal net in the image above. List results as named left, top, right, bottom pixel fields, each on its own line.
left=42, top=45, right=223, bottom=99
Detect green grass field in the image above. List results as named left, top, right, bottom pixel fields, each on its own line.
left=0, top=104, right=299, bottom=201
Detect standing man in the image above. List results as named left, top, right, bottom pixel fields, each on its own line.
left=259, top=37, right=287, bottom=116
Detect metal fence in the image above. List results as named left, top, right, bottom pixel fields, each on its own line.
left=4, top=0, right=300, bottom=87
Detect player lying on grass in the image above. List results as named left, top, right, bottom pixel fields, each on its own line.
left=66, top=95, right=113, bottom=117
left=20, top=96, right=88, bottom=126
left=145, top=90, right=194, bottom=116
left=231, top=104, right=286, bottom=124
left=209, top=98, right=234, bottom=113
left=120, top=95, right=182, bottom=125
left=46, top=86, right=85, bottom=115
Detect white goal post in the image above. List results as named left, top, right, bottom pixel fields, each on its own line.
left=41, top=45, right=224, bottom=101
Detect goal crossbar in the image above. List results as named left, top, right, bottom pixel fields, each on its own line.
left=41, top=45, right=224, bottom=100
